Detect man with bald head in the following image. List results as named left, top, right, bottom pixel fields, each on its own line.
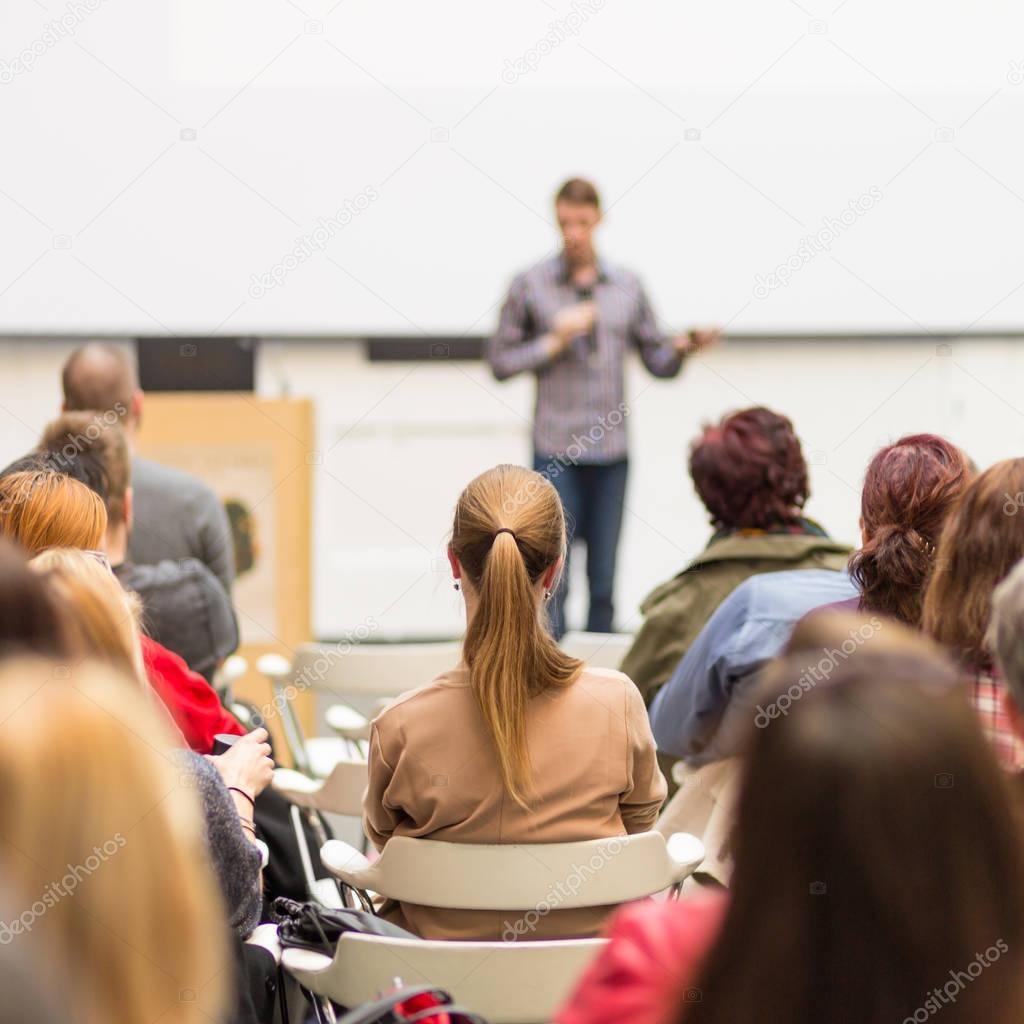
left=61, top=343, right=235, bottom=592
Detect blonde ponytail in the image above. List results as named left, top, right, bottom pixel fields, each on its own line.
left=454, top=465, right=582, bottom=807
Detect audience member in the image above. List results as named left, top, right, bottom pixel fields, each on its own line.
left=558, top=630, right=1024, bottom=1024
left=0, top=468, right=106, bottom=553
left=29, top=548, right=269, bottom=937
left=0, top=467, right=245, bottom=752
left=0, top=537, right=69, bottom=659
left=622, top=408, right=849, bottom=705
left=39, top=410, right=239, bottom=681
left=990, top=558, right=1024, bottom=742
left=364, top=464, right=666, bottom=940
left=31, top=546, right=148, bottom=685
left=650, top=433, right=970, bottom=765
left=61, top=342, right=235, bottom=591
left=847, top=433, right=972, bottom=623
left=0, top=658, right=230, bottom=1024
left=620, top=407, right=850, bottom=794
left=923, top=458, right=1024, bottom=769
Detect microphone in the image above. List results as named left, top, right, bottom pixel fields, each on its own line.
left=574, top=284, right=596, bottom=358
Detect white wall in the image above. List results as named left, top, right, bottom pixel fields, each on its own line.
left=4, top=338, right=1024, bottom=640
left=2, top=0, right=1024, bottom=333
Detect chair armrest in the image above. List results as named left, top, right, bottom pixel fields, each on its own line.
left=256, top=653, right=291, bottom=681
left=271, top=768, right=324, bottom=808
left=325, top=703, right=371, bottom=742
left=665, top=832, right=705, bottom=884
left=246, top=923, right=283, bottom=965
left=281, top=946, right=333, bottom=976
left=320, top=839, right=374, bottom=888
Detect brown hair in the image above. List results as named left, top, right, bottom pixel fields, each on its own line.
left=0, top=658, right=228, bottom=1024
left=61, top=342, right=136, bottom=421
left=0, top=469, right=107, bottom=555
left=922, top=458, right=1024, bottom=669
left=555, top=177, right=601, bottom=208
left=0, top=537, right=70, bottom=660
left=451, top=465, right=583, bottom=806
left=39, top=411, right=131, bottom=525
left=682, top=635, right=1024, bottom=1024
left=849, top=433, right=972, bottom=626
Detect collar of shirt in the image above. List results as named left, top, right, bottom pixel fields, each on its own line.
left=556, top=251, right=611, bottom=285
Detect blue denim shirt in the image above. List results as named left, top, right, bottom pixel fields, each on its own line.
left=649, top=569, right=858, bottom=764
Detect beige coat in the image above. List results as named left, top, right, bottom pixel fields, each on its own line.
left=363, top=663, right=667, bottom=940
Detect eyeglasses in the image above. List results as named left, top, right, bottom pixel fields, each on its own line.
left=82, top=549, right=112, bottom=572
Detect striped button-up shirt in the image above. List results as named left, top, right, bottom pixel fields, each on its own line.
left=487, top=253, right=684, bottom=463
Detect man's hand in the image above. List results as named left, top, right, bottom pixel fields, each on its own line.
left=674, top=326, right=721, bottom=354
left=552, top=301, right=597, bottom=347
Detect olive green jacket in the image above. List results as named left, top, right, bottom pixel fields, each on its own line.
left=620, top=531, right=853, bottom=706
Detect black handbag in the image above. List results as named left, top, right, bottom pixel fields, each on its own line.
left=271, top=896, right=416, bottom=955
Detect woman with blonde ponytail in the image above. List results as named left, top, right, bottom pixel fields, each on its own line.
left=364, top=464, right=666, bottom=940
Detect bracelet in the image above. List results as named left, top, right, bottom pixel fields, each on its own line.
left=239, top=817, right=256, bottom=835
left=228, top=786, right=256, bottom=810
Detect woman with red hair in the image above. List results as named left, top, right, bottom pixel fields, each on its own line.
left=650, top=431, right=974, bottom=768
left=622, top=407, right=850, bottom=709
left=922, top=459, right=1024, bottom=769
left=847, top=433, right=973, bottom=625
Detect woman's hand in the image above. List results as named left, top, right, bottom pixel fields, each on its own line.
left=208, top=728, right=274, bottom=799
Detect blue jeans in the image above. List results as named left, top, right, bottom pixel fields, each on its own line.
left=534, top=455, right=629, bottom=639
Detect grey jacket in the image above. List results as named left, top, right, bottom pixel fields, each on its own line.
left=116, top=557, right=238, bottom=682
left=129, top=456, right=235, bottom=593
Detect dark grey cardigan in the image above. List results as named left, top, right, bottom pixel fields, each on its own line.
left=177, top=751, right=263, bottom=937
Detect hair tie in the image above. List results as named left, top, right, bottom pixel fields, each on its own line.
left=494, top=528, right=517, bottom=541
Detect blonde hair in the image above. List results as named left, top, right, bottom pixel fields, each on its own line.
left=0, top=658, right=228, bottom=1024
left=30, top=548, right=146, bottom=686
left=0, top=469, right=106, bottom=554
left=452, top=464, right=582, bottom=806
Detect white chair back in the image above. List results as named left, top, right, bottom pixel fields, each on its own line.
left=560, top=631, right=633, bottom=670
left=323, top=831, right=703, bottom=910
left=285, top=830, right=703, bottom=1023
left=285, top=936, right=605, bottom=1024
left=291, top=640, right=463, bottom=699
left=272, top=759, right=369, bottom=819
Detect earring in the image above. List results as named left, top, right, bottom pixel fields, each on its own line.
left=543, top=588, right=551, bottom=601
left=453, top=581, right=460, bottom=591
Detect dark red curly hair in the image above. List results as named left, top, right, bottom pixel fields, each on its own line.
left=850, top=434, right=972, bottom=627
left=689, top=407, right=809, bottom=531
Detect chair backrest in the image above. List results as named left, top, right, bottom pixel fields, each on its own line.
left=284, top=934, right=607, bottom=1024
left=291, top=641, right=463, bottom=698
left=560, top=631, right=634, bottom=669
left=323, top=831, right=704, bottom=910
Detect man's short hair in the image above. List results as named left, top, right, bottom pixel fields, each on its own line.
left=38, top=412, right=130, bottom=526
left=61, top=343, right=137, bottom=421
left=988, top=558, right=1024, bottom=713
left=555, top=177, right=601, bottom=209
